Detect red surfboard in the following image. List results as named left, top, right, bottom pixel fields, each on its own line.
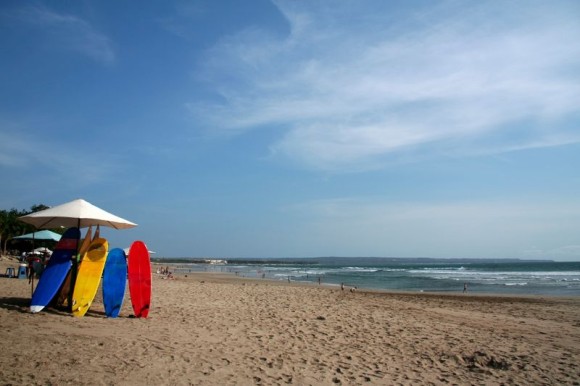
left=128, top=241, right=151, bottom=318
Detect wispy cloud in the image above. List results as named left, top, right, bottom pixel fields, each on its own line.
left=521, top=245, right=580, bottom=260
left=156, top=2, right=207, bottom=39
left=0, top=123, right=124, bottom=189
left=189, top=1, right=580, bottom=171
left=284, top=197, right=580, bottom=259
left=11, top=5, right=115, bottom=64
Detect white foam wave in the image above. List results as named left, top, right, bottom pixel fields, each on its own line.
left=343, top=267, right=381, bottom=272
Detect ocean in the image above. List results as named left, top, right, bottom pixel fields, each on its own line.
left=165, top=258, right=580, bottom=297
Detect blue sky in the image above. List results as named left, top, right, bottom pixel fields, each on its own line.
left=1, top=0, right=579, bottom=260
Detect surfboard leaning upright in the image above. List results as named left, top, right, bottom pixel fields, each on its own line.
left=56, top=226, right=92, bottom=307
left=71, top=238, right=108, bottom=317
left=128, top=241, right=151, bottom=318
left=102, top=248, right=127, bottom=318
left=30, top=227, right=80, bottom=313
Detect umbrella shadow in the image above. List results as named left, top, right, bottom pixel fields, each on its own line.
left=84, top=308, right=107, bottom=318
left=0, top=296, right=32, bottom=314
left=0, top=297, right=77, bottom=317
left=0, top=297, right=117, bottom=319
left=44, top=303, right=109, bottom=318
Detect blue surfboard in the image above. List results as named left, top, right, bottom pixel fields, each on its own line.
left=102, top=248, right=127, bottom=318
left=30, top=227, right=80, bottom=313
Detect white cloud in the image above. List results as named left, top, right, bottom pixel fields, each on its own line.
left=190, top=1, right=580, bottom=171
left=14, top=6, right=115, bottom=64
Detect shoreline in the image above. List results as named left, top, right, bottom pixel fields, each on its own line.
left=155, top=262, right=580, bottom=302
left=151, top=259, right=580, bottom=298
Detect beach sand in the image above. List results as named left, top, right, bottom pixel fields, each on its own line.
left=1, top=258, right=579, bottom=385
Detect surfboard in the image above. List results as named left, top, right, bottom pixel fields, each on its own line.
left=71, top=238, right=108, bottom=317
left=30, top=227, right=80, bottom=313
left=56, top=227, right=93, bottom=307
left=128, top=241, right=151, bottom=318
left=102, top=248, right=127, bottom=318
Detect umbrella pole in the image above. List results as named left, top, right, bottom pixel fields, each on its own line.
left=30, top=233, right=35, bottom=299
left=68, top=262, right=77, bottom=312
left=67, top=220, right=81, bottom=312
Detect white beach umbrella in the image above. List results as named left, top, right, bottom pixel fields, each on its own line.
left=124, top=247, right=156, bottom=256
left=33, top=247, right=52, bottom=254
left=18, top=199, right=137, bottom=230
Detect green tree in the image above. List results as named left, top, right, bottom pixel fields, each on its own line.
left=30, top=204, right=50, bottom=213
left=0, top=204, right=51, bottom=255
left=0, top=209, right=8, bottom=254
left=0, top=208, right=24, bottom=254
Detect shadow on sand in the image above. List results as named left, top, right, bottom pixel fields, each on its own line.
left=0, top=296, right=111, bottom=318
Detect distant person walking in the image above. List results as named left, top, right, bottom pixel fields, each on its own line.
left=463, top=282, right=468, bottom=293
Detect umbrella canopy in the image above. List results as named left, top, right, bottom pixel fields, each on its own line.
left=13, top=230, right=62, bottom=242
left=124, top=247, right=156, bottom=256
left=18, top=199, right=137, bottom=230
left=33, top=247, right=52, bottom=254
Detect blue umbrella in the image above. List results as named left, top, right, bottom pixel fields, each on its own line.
left=13, top=230, right=62, bottom=296
left=13, top=230, right=62, bottom=242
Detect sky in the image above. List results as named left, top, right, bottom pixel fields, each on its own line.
left=1, top=0, right=579, bottom=261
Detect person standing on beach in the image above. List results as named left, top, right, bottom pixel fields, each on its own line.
left=463, top=282, right=468, bottom=293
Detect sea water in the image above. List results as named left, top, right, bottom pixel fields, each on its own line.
left=169, top=258, right=580, bottom=296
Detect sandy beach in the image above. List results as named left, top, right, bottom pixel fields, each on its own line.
left=1, top=258, right=579, bottom=385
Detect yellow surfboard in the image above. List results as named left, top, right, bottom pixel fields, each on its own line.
left=56, top=227, right=93, bottom=307
left=71, top=238, right=108, bottom=317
